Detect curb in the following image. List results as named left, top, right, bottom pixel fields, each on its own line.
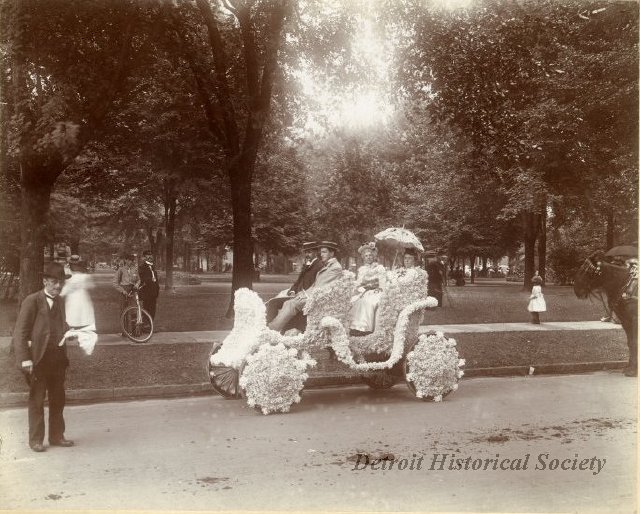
left=0, top=361, right=629, bottom=408
left=0, top=383, right=214, bottom=408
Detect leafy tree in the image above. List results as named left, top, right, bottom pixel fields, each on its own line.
left=162, top=0, right=292, bottom=312
left=402, top=0, right=638, bottom=287
left=1, top=0, right=144, bottom=300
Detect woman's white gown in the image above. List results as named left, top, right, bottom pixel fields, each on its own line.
left=350, top=263, right=387, bottom=332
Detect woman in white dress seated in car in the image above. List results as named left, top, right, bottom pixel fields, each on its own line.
left=350, top=242, right=387, bottom=335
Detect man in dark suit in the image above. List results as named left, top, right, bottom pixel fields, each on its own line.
left=12, top=262, right=75, bottom=452
left=425, top=251, right=445, bottom=307
left=266, top=242, right=323, bottom=326
left=138, top=250, right=160, bottom=319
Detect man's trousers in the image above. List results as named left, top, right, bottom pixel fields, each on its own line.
left=28, top=346, right=67, bottom=447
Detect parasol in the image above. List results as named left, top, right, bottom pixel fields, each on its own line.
left=604, top=245, right=637, bottom=259
left=374, top=227, right=424, bottom=252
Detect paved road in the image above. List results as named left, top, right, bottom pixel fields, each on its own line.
left=0, top=372, right=635, bottom=512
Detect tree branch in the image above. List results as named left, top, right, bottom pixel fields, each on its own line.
left=237, top=4, right=260, bottom=101
left=194, top=0, right=240, bottom=156
left=165, top=4, right=227, bottom=144
left=239, top=0, right=287, bottom=165
left=220, top=0, right=239, bottom=17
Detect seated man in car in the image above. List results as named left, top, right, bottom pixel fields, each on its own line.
left=268, top=241, right=342, bottom=334
left=266, top=241, right=323, bottom=325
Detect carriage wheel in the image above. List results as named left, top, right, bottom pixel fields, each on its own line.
left=403, top=340, right=450, bottom=401
left=363, top=371, right=398, bottom=389
left=207, top=343, right=242, bottom=399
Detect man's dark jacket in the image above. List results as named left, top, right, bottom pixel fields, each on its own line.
left=138, top=261, right=160, bottom=300
left=12, top=290, right=69, bottom=371
left=289, top=258, right=323, bottom=294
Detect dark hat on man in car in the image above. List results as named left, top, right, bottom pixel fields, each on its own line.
left=302, top=241, right=320, bottom=252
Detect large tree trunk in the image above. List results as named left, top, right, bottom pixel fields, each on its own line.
left=538, top=208, right=547, bottom=282
left=19, top=178, right=53, bottom=302
left=164, top=196, right=176, bottom=290
left=470, top=254, right=476, bottom=284
left=523, top=211, right=540, bottom=290
left=226, top=160, right=254, bottom=316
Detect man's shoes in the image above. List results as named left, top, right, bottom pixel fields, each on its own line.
left=624, top=367, right=638, bottom=377
left=30, top=443, right=46, bottom=452
left=49, top=438, right=74, bottom=447
left=600, top=316, right=612, bottom=322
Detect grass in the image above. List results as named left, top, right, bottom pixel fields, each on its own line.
left=0, top=275, right=607, bottom=336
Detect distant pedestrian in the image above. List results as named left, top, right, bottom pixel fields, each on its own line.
left=528, top=272, right=546, bottom=324
left=12, top=262, right=75, bottom=452
left=425, top=252, right=445, bottom=307
left=138, top=250, right=159, bottom=320
left=114, top=254, right=138, bottom=335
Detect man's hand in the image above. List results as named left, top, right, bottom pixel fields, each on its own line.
left=287, top=289, right=295, bottom=297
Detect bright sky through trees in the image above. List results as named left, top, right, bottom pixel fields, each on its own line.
left=293, top=9, right=395, bottom=136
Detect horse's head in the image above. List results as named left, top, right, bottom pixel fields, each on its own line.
left=573, top=252, right=605, bottom=299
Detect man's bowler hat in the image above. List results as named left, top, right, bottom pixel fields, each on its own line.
left=43, top=262, right=71, bottom=280
left=317, top=240, right=339, bottom=252
left=302, top=241, right=319, bottom=252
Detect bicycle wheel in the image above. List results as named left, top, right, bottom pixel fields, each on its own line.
left=121, top=306, right=154, bottom=343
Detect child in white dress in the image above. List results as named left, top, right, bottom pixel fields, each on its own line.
left=527, top=273, right=546, bottom=324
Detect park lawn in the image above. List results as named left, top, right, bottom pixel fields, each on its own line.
left=0, top=280, right=605, bottom=336
left=0, top=330, right=628, bottom=393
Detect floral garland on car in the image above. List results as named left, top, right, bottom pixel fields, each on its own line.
left=302, top=271, right=355, bottom=347
left=239, top=343, right=316, bottom=415
left=405, top=332, right=465, bottom=401
left=320, top=297, right=435, bottom=371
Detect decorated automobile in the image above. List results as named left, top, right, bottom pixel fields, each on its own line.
left=206, top=265, right=464, bottom=415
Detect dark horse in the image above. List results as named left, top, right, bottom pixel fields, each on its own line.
left=573, top=252, right=637, bottom=376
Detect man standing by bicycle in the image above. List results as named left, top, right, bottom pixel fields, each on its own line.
left=138, top=250, right=159, bottom=320
left=113, top=254, right=138, bottom=336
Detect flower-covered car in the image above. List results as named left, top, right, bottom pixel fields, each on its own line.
left=207, top=268, right=464, bottom=414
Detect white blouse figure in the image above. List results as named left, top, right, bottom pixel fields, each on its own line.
left=61, top=257, right=98, bottom=354
left=350, top=243, right=386, bottom=334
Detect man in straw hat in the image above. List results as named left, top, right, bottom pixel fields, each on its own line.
left=12, top=262, right=75, bottom=452
left=268, top=241, right=342, bottom=333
